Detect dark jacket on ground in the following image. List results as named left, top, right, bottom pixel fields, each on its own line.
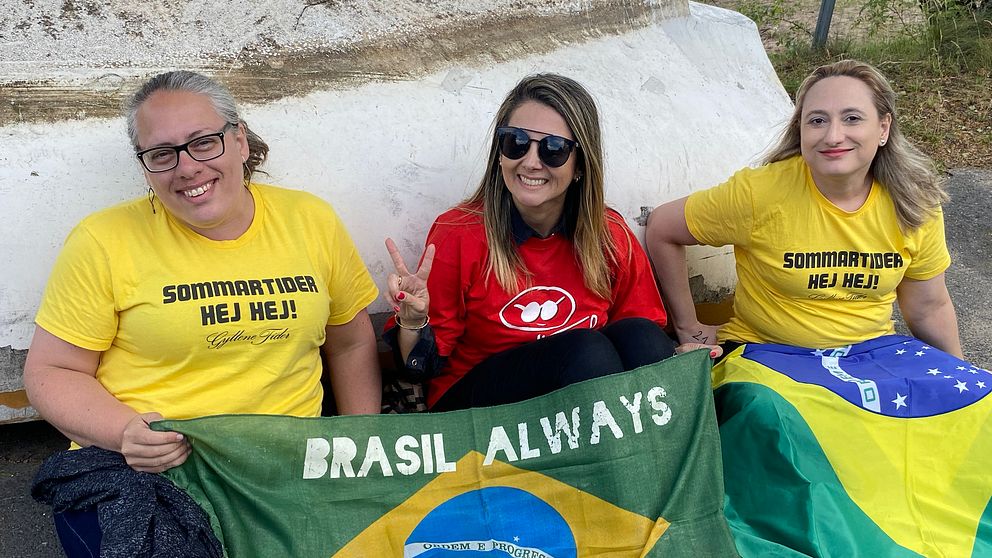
left=32, top=446, right=222, bottom=558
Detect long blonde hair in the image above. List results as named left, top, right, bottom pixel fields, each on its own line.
left=464, top=74, right=617, bottom=298
left=763, top=59, right=946, bottom=231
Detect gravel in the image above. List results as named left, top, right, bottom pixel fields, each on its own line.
left=1, top=0, right=640, bottom=80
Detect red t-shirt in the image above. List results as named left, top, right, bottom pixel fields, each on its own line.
left=424, top=205, right=667, bottom=407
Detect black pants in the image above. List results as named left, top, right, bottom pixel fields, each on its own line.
left=433, top=317, right=676, bottom=411
left=55, top=508, right=101, bottom=557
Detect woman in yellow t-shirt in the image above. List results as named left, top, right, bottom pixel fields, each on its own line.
left=25, top=71, right=381, bottom=556
left=645, top=59, right=978, bottom=557
left=646, top=59, right=962, bottom=358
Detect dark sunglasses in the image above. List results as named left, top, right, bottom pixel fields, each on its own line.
left=496, top=126, right=578, bottom=168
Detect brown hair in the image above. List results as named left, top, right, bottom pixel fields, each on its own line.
left=464, top=73, right=617, bottom=298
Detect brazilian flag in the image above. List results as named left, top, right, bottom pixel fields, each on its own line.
left=155, top=350, right=737, bottom=557
left=715, top=335, right=992, bottom=557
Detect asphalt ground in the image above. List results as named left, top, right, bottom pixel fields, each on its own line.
left=1, top=168, right=988, bottom=557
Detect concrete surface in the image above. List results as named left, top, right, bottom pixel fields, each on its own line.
left=2, top=0, right=793, bottom=422
left=937, top=168, right=992, bottom=367
left=3, top=1, right=690, bottom=124
left=0, top=420, right=66, bottom=558
left=1, top=168, right=988, bottom=557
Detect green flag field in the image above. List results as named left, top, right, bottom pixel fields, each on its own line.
left=155, top=350, right=737, bottom=557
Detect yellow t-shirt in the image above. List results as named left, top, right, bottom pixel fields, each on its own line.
left=36, top=183, right=378, bottom=425
left=685, top=156, right=950, bottom=348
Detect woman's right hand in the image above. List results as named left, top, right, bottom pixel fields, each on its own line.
left=674, top=322, right=723, bottom=358
left=120, top=412, right=190, bottom=473
left=384, top=238, right=435, bottom=327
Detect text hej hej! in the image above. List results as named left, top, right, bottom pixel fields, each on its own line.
left=784, top=250, right=905, bottom=293
left=160, top=275, right=317, bottom=328
left=301, top=387, right=674, bottom=479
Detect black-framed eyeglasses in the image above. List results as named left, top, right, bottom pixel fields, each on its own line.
left=135, top=122, right=236, bottom=173
left=496, top=126, right=578, bottom=168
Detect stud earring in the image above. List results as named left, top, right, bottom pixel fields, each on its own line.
left=880, top=138, right=887, bottom=146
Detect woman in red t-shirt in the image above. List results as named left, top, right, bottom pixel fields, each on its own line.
left=385, top=74, right=675, bottom=411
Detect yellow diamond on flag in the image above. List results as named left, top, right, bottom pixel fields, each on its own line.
left=333, top=451, right=669, bottom=557
left=714, top=342, right=992, bottom=558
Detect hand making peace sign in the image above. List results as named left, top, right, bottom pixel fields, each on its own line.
left=384, top=238, right=435, bottom=328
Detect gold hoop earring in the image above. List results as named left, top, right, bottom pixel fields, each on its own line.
left=243, top=160, right=252, bottom=189
left=147, top=187, right=156, bottom=214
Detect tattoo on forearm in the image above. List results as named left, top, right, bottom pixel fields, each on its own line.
left=692, top=331, right=708, bottom=344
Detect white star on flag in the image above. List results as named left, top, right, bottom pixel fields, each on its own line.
left=513, top=536, right=520, bottom=543
left=971, top=369, right=980, bottom=374
left=954, top=380, right=969, bottom=393
left=915, top=351, right=925, bottom=356
left=895, top=349, right=906, bottom=355
left=892, top=393, right=908, bottom=410
left=927, top=368, right=940, bottom=375
left=957, top=366, right=967, bottom=370
left=978, top=381, right=987, bottom=389
left=812, top=349, right=826, bottom=357
left=922, top=346, right=931, bottom=350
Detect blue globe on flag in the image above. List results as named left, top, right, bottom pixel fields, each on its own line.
left=404, top=486, right=577, bottom=558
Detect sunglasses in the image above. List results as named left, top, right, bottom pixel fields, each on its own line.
left=496, top=126, right=578, bottom=168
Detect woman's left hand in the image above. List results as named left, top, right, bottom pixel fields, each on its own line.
left=675, top=343, right=723, bottom=359
left=671, top=322, right=722, bottom=358
left=120, top=412, right=191, bottom=473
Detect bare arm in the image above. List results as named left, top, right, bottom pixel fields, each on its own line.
left=23, top=326, right=188, bottom=472
left=645, top=197, right=721, bottom=355
left=896, top=273, right=963, bottom=358
left=324, top=309, right=381, bottom=415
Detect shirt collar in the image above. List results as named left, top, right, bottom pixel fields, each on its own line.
left=510, top=203, right=567, bottom=245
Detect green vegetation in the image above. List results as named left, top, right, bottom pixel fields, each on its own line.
left=724, top=0, right=992, bottom=167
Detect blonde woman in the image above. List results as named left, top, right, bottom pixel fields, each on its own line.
left=646, top=59, right=972, bottom=556
left=386, top=74, right=675, bottom=411
left=647, top=59, right=961, bottom=358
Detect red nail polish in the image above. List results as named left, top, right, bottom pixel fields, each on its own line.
left=393, top=306, right=400, bottom=312
left=710, top=350, right=718, bottom=358
left=397, top=292, right=406, bottom=300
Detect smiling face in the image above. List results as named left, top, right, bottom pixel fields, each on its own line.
left=135, top=89, right=253, bottom=240
left=799, top=76, right=892, bottom=190
left=500, top=101, right=577, bottom=235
